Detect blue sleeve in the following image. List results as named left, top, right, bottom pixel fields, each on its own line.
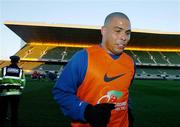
left=52, top=49, right=88, bottom=121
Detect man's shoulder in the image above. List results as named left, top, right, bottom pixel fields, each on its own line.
left=85, top=45, right=101, bottom=53
left=123, top=52, right=133, bottom=59
left=122, top=52, right=135, bottom=65
left=1, top=66, right=8, bottom=70
left=66, top=49, right=88, bottom=67
left=72, top=49, right=87, bottom=60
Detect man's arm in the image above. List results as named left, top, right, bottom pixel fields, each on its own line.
left=52, top=50, right=89, bottom=121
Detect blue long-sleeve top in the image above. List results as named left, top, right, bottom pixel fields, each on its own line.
left=52, top=49, right=136, bottom=121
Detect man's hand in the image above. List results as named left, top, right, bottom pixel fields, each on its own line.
left=84, top=103, right=115, bottom=127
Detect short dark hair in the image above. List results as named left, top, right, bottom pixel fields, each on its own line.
left=104, top=12, right=130, bottom=26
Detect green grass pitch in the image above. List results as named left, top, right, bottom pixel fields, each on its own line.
left=5, top=76, right=180, bottom=127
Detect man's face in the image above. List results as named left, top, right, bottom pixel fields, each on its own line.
left=101, top=17, right=131, bottom=55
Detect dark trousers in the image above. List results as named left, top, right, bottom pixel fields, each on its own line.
left=0, top=95, right=20, bottom=127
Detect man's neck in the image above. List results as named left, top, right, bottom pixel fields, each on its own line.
left=100, top=43, right=122, bottom=56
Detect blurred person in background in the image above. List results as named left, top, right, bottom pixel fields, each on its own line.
left=0, top=55, right=26, bottom=127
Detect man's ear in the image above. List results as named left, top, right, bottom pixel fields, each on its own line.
left=101, top=26, right=106, bottom=36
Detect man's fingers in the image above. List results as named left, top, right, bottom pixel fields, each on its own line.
left=99, top=103, right=115, bottom=110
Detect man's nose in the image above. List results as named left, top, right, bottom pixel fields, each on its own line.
left=119, top=32, right=127, bottom=41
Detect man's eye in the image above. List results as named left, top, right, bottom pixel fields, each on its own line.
left=115, top=30, right=121, bottom=33
left=126, top=32, right=131, bottom=35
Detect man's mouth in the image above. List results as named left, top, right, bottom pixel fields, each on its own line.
left=116, top=44, right=125, bottom=49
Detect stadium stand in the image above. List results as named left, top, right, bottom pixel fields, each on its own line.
left=132, top=51, right=155, bottom=64
left=148, top=51, right=169, bottom=64
left=65, top=47, right=83, bottom=60
left=42, top=47, right=66, bottom=59
left=124, top=50, right=140, bottom=64
left=161, top=52, right=180, bottom=64
left=35, top=64, right=63, bottom=72
left=19, top=62, right=43, bottom=71
left=1, top=22, right=180, bottom=80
